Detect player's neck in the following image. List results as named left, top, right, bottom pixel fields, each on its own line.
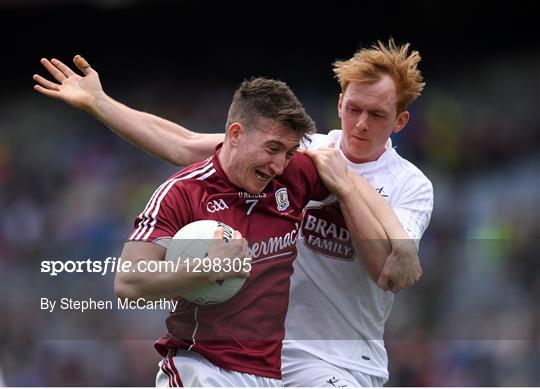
left=217, top=144, right=242, bottom=188
left=343, top=146, right=385, bottom=164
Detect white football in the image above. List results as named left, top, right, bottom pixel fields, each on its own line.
left=165, top=220, right=246, bottom=305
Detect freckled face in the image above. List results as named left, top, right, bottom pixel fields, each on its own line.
left=338, top=75, right=409, bottom=163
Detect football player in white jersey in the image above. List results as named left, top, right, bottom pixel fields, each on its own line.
left=282, top=41, right=433, bottom=386
left=33, top=39, right=432, bottom=386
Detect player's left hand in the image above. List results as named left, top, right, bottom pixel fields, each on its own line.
left=303, top=143, right=350, bottom=196
left=33, top=55, right=104, bottom=112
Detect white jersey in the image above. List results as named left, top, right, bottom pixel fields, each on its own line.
left=284, top=129, right=433, bottom=381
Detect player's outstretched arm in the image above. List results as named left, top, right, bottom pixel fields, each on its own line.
left=33, top=55, right=223, bottom=166
left=115, top=229, right=250, bottom=301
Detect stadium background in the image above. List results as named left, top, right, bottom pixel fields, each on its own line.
left=1, top=0, right=539, bottom=386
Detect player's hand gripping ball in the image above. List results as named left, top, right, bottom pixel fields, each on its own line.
left=166, top=220, right=250, bottom=305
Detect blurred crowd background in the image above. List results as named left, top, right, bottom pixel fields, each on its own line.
left=1, top=0, right=539, bottom=386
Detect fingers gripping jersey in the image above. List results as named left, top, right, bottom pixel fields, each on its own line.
left=128, top=145, right=329, bottom=379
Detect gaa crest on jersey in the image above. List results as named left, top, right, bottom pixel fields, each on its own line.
left=275, top=188, right=290, bottom=211
left=206, top=198, right=229, bottom=213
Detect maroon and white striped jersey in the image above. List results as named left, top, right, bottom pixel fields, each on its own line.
left=128, top=145, right=329, bottom=379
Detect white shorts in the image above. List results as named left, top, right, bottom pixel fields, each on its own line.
left=156, top=349, right=283, bottom=387
left=282, top=348, right=384, bottom=387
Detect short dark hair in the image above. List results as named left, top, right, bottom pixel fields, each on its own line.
left=226, top=77, right=315, bottom=141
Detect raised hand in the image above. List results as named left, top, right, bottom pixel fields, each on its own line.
left=33, top=55, right=104, bottom=111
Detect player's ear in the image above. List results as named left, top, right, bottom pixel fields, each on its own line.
left=393, top=111, right=409, bottom=134
left=337, top=93, right=343, bottom=118
left=226, top=122, right=244, bottom=145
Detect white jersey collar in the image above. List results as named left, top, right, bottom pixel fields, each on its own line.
left=327, top=129, right=394, bottom=170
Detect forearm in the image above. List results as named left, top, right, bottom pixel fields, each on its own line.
left=115, top=241, right=215, bottom=301
left=348, top=173, right=420, bottom=289
left=336, top=182, right=391, bottom=282
left=89, top=93, right=223, bottom=166
left=115, top=258, right=212, bottom=301
left=305, top=145, right=415, bottom=282
left=348, top=173, right=416, bottom=246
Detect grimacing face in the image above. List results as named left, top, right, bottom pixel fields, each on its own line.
left=338, top=75, right=409, bottom=164
left=226, top=120, right=300, bottom=194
